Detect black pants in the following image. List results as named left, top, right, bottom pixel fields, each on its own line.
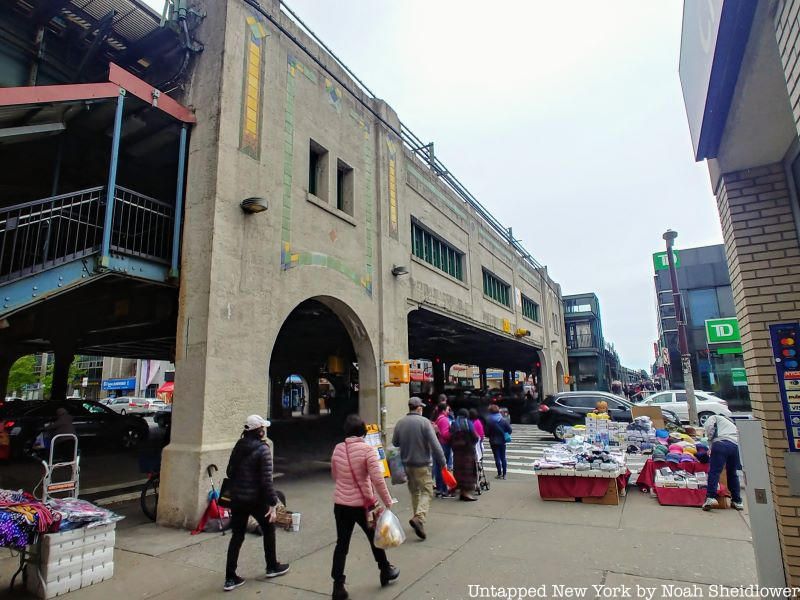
left=225, top=502, right=277, bottom=579
left=331, top=504, right=389, bottom=583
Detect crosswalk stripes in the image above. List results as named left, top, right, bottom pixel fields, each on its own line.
left=480, top=424, right=559, bottom=476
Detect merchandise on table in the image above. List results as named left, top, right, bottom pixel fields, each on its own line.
left=0, top=489, right=124, bottom=550
left=47, top=498, right=124, bottom=530
left=0, top=490, right=60, bottom=549
left=534, top=443, right=627, bottom=478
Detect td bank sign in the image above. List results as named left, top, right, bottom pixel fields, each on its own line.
left=705, top=317, right=741, bottom=344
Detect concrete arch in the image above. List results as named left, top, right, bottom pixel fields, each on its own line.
left=555, top=361, right=566, bottom=392
left=267, top=294, right=380, bottom=424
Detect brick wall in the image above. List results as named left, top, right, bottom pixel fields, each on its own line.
left=716, top=162, right=800, bottom=584
left=776, top=0, right=800, bottom=133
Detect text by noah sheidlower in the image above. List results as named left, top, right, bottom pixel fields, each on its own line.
left=466, top=584, right=800, bottom=599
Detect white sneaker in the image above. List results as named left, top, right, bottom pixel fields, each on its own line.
left=732, top=501, right=744, bottom=511
left=702, top=498, right=719, bottom=511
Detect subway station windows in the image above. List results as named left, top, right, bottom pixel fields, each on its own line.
left=308, top=139, right=329, bottom=199
left=522, top=295, right=540, bottom=322
left=483, top=269, right=510, bottom=307
left=336, top=159, right=354, bottom=215
left=411, top=220, right=463, bottom=281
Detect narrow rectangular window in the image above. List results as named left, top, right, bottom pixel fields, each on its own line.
left=308, top=140, right=329, bottom=200
left=336, top=159, right=354, bottom=215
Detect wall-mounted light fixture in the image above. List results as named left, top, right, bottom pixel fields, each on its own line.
left=240, top=197, right=268, bottom=214
left=391, top=265, right=409, bottom=277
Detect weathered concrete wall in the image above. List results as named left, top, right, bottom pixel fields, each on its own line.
left=160, top=0, right=567, bottom=527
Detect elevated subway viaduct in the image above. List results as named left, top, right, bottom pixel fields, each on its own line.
left=0, top=0, right=568, bottom=527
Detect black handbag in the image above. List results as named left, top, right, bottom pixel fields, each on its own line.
left=218, top=478, right=233, bottom=508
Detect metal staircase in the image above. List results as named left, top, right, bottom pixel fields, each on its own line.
left=1, top=185, right=177, bottom=318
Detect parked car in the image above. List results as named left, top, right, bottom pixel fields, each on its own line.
left=5, top=399, right=149, bottom=457
left=538, top=391, right=681, bottom=441
left=106, top=397, right=164, bottom=415
left=635, top=390, right=731, bottom=425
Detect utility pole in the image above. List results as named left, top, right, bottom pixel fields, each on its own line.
left=663, top=229, right=699, bottom=426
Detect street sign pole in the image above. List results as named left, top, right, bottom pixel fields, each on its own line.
left=663, top=229, right=699, bottom=426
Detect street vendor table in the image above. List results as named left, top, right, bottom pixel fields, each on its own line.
left=636, top=459, right=709, bottom=491
left=655, top=484, right=730, bottom=508
left=537, top=469, right=630, bottom=505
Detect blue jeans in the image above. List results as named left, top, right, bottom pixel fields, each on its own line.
left=434, top=443, right=453, bottom=493
left=490, top=442, right=507, bottom=477
left=707, top=440, right=742, bottom=504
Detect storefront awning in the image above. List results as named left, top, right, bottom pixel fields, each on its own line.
left=157, top=381, right=174, bottom=394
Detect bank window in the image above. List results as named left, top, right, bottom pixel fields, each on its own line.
left=308, top=140, right=329, bottom=199
left=336, top=159, right=354, bottom=215
left=688, top=288, right=719, bottom=327
left=411, top=220, right=463, bottom=280
left=483, top=269, right=510, bottom=306
left=521, top=295, right=539, bottom=322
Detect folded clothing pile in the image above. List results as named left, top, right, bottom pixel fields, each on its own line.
left=47, top=498, right=124, bottom=531
left=0, top=489, right=60, bottom=549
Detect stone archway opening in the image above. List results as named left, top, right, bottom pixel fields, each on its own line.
left=556, top=361, right=566, bottom=392
left=267, top=297, right=378, bottom=475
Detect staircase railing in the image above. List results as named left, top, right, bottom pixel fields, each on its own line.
left=0, top=186, right=174, bottom=284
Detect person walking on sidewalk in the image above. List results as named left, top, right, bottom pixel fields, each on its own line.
left=330, top=415, right=399, bottom=599
left=486, top=404, right=512, bottom=479
left=223, top=415, right=290, bottom=592
left=450, top=409, right=479, bottom=501
left=702, top=414, right=744, bottom=511
left=432, top=400, right=454, bottom=497
left=392, top=397, right=447, bottom=540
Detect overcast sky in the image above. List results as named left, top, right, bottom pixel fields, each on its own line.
left=145, top=0, right=723, bottom=370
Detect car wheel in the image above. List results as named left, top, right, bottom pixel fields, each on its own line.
left=553, top=422, right=571, bottom=441
left=698, top=411, right=714, bottom=426
left=122, top=427, right=145, bottom=449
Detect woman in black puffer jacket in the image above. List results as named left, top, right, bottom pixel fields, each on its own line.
left=223, top=415, right=290, bottom=592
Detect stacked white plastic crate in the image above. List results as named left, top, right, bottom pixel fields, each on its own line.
left=26, top=522, right=115, bottom=598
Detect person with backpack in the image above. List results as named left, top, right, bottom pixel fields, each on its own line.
left=223, top=415, right=289, bottom=592
left=449, top=409, right=479, bottom=501
left=486, top=404, right=512, bottom=479
left=330, top=414, right=399, bottom=599
left=702, top=414, right=744, bottom=511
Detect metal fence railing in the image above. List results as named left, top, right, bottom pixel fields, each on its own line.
left=567, top=334, right=600, bottom=350
left=109, top=186, right=174, bottom=265
left=0, top=186, right=174, bottom=284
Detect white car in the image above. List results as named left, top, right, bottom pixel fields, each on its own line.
left=637, top=390, right=732, bottom=425
left=106, top=397, right=162, bottom=415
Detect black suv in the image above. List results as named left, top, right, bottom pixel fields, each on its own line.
left=537, top=392, right=679, bottom=441
left=6, top=399, right=150, bottom=457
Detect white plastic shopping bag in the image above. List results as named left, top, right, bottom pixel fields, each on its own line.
left=373, top=509, right=406, bottom=549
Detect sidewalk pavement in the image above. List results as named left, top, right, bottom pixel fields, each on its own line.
left=1, top=472, right=756, bottom=600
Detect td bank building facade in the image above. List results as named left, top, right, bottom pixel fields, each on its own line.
left=680, top=0, right=800, bottom=585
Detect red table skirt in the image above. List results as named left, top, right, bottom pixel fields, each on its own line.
left=655, top=484, right=729, bottom=507
left=637, top=460, right=709, bottom=491
left=538, top=473, right=629, bottom=499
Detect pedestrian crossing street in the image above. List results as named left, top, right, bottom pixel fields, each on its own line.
left=480, top=423, right=558, bottom=476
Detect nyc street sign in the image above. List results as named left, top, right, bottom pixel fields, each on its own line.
left=706, top=317, right=741, bottom=344
left=653, top=250, right=680, bottom=271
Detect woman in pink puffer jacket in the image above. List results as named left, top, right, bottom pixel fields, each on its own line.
left=330, top=414, right=399, bottom=599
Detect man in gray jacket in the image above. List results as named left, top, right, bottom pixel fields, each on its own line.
left=392, top=397, right=446, bottom=540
